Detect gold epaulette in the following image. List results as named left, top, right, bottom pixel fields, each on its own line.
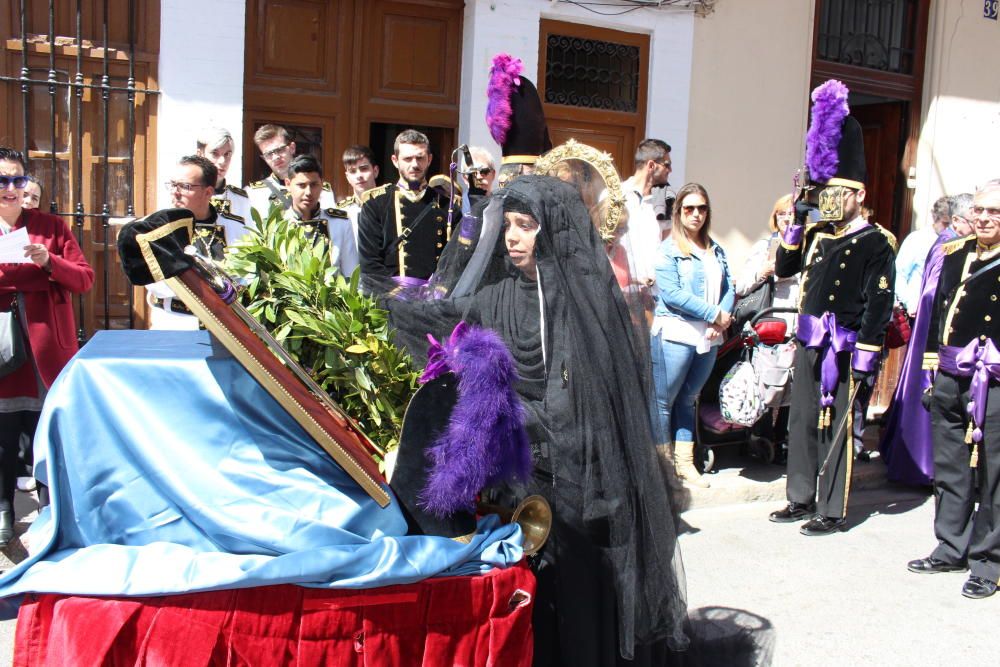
left=322, top=181, right=333, bottom=192
left=361, top=183, right=390, bottom=204
left=225, top=184, right=249, bottom=198
left=942, top=234, right=975, bottom=256
left=875, top=223, right=898, bottom=252
left=325, top=207, right=348, bottom=219
left=247, top=180, right=266, bottom=189
left=337, top=195, right=359, bottom=208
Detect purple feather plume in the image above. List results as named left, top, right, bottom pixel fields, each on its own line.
left=486, top=53, right=523, bottom=146
left=418, top=322, right=532, bottom=517
left=805, top=80, right=850, bottom=183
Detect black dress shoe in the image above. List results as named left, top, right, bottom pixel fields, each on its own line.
left=799, top=515, right=846, bottom=536
left=961, top=576, right=998, bottom=599
left=0, top=510, right=13, bottom=545
left=907, top=556, right=967, bottom=574
left=769, top=502, right=815, bottom=523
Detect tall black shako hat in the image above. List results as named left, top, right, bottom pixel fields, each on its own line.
left=805, top=79, right=866, bottom=190
left=486, top=53, right=552, bottom=167
left=117, top=208, right=195, bottom=285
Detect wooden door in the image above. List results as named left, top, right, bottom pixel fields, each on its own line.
left=244, top=0, right=463, bottom=195
left=537, top=19, right=649, bottom=177
left=853, top=101, right=905, bottom=240
left=0, top=1, right=160, bottom=335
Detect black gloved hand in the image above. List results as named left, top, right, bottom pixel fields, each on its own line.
left=793, top=199, right=815, bottom=226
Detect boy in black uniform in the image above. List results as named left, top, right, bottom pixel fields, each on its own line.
left=357, top=129, right=450, bottom=283
left=769, top=80, right=896, bottom=536
left=908, top=181, right=1000, bottom=599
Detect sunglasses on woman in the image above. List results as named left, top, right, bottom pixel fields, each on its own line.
left=0, top=175, right=29, bottom=190
left=681, top=204, right=708, bottom=215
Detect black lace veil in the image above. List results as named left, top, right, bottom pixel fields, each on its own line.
left=375, top=175, right=688, bottom=658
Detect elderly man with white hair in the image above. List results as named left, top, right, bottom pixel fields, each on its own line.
left=909, top=178, right=1000, bottom=600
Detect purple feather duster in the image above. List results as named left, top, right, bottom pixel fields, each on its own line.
left=805, top=80, right=850, bottom=183
left=418, top=322, right=532, bottom=517
left=486, top=53, right=523, bottom=146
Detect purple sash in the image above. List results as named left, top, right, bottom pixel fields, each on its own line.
left=939, top=339, right=1000, bottom=443
left=797, top=312, right=857, bottom=407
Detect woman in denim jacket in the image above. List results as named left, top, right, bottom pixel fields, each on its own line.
left=651, top=183, right=734, bottom=488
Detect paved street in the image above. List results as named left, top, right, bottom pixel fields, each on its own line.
left=0, top=456, right=993, bottom=665
left=679, top=482, right=990, bottom=666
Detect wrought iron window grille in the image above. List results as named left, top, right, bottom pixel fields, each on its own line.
left=2, top=0, right=161, bottom=339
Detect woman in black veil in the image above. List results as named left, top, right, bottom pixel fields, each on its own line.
left=376, top=174, right=688, bottom=665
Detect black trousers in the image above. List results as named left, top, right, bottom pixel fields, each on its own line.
left=930, top=372, right=1000, bottom=582
left=786, top=345, right=856, bottom=519
left=0, top=410, right=40, bottom=510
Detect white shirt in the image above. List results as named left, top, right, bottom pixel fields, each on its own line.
left=620, top=176, right=665, bottom=288
left=894, top=224, right=940, bottom=313
left=283, top=206, right=359, bottom=278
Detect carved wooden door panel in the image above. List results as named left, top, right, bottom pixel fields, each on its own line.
left=537, top=19, right=649, bottom=177
left=244, top=0, right=463, bottom=194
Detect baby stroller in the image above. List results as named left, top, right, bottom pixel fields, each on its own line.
left=695, top=307, right=798, bottom=473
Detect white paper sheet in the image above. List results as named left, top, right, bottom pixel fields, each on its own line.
left=0, top=227, right=31, bottom=263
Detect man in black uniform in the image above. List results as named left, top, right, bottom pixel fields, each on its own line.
left=769, top=80, right=896, bottom=536
left=357, top=129, right=450, bottom=283
left=907, top=180, right=1000, bottom=599
left=147, top=155, right=248, bottom=329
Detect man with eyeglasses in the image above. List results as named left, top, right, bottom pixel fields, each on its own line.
left=909, top=180, right=1000, bottom=600
left=338, top=145, right=381, bottom=244
left=147, top=155, right=249, bottom=330
left=464, top=146, right=496, bottom=196
left=283, top=154, right=358, bottom=277
left=246, top=124, right=335, bottom=222
left=769, top=82, right=896, bottom=537
left=619, top=138, right=673, bottom=323
left=357, top=129, right=450, bottom=283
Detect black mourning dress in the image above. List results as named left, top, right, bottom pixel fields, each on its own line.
left=379, top=176, right=688, bottom=666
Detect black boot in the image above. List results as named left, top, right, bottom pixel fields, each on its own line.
left=0, top=509, right=13, bottom=545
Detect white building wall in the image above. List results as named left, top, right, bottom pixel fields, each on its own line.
left=460, top=0, right=696, bottom=185
left=914, top=0, right=1000, bottom=229
left=156, top=0, right=246, bottom=209
left=686, top=0, right=815, bottom=269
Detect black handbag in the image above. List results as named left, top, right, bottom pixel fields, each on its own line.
left=733, top=276, right=774, bottom=331
left=0, top=296, right=27, bottom=379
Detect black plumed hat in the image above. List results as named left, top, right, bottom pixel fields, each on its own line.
left=829, top=115, right=867, bottom=189
left=486, top=54, right=552, bottom=166
left=805, top=79, right=867, bottom=189
left=117, top=208, right=195, bottom=285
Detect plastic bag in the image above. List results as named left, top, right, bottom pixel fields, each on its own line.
left=719, top=360, right=766, bottom=427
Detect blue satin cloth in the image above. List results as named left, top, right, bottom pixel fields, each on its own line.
left=0, top=331, right=521, bottom=615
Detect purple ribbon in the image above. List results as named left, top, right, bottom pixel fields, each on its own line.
left=797, top=312, right=858, bottom=407
left=939, top=339, right=1000, bottom=443
left=392, top=275, right=430, bottom=289
left=458, top=212, right=478, bottom=244
left=420, top=321, right=469, bottom=384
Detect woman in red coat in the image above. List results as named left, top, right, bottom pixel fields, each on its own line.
left=0, top=147, right=94, bottom=544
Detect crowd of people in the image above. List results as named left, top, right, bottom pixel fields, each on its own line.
left=2, top=64, right=1000, bottom=666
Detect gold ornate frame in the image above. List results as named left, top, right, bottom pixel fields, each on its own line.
left=534, top=138, right=626, bottom=242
